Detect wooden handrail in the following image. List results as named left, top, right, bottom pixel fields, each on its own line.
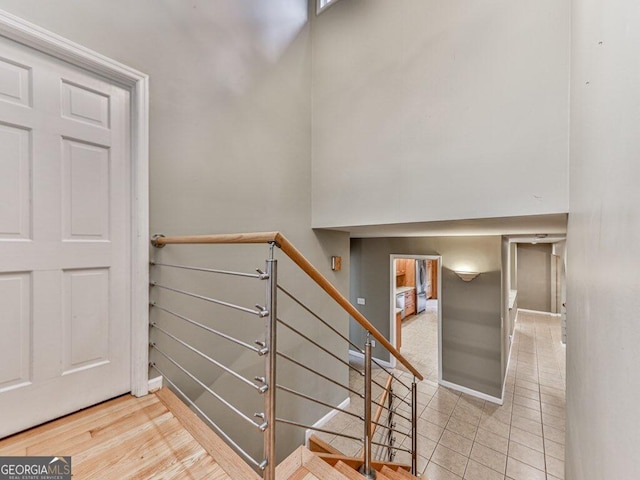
left=152, top=232, right=423, bottom=380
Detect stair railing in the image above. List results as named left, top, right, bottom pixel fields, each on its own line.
left=149, top=232, right=423, bottom=479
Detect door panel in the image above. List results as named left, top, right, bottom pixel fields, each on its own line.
left=0, top=124, right=30, bottom=239
left=0, top=35, right=131, bottom=438
left=0, top=272, right=31, bottom=391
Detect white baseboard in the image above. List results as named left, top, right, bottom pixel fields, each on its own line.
left=148, top=375, right=163, bottom=392
left=501, top=310, right=518, bottom=400
left=305, top=396, right=350, bottom=444
left=439, top=379, right=503, bottom=406
left=349, top=349, right=394, bottom=369
left=518, top=308, right=561, bottom=317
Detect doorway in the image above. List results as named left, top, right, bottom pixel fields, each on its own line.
left=0, top=14, right=149, bottom=438
left=390, top=254, right=442, bottom=383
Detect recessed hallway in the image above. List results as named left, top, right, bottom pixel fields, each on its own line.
left=317, top=311, right=565, bottom=479
left=397, top=299, right=439, bottom=383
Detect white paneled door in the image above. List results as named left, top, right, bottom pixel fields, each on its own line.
left=0, top=35, right=132, bottom=438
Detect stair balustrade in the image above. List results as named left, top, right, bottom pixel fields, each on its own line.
left=149, top=232, right=424, bottom=479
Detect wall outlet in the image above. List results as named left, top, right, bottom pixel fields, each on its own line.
left=357, top=297, right=366, bottom=305
left=371, top=340, right=376, bottom=348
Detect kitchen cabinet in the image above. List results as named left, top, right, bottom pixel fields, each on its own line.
left=396, top=311, right=402, bottom=349
left=395, top=259, right=416, bottom=288
left=404, top=290, right=415, bottom=316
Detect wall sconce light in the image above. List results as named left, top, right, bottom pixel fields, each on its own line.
left=331, top=256, right=342, bottom=271
left=454, top=270, right=480, bottom=282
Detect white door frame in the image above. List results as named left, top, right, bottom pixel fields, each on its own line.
left=389, top=254, right=443, bottom=382
left=0, top=10, right=150, bottom=396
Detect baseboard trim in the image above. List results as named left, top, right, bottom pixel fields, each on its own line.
left=148, top=375, right=163, bottom=392
left=305, top=396, right=351, bottom=444
left=348, top=350, right=394, bottom=369
left=501, top=310, right=518, bottom=401
left=518, top=308, right=561, bottom=317
left=439, top=379, right=503, bottom=405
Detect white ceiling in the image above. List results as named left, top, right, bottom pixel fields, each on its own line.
left=319, top=213, right=568, bottom=239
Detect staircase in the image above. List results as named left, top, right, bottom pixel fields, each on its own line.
left=278, top=445, right=421, bottom=480
left=0, top=388, right=423, bottom=479
left=149, top=232, right=426, bottom=479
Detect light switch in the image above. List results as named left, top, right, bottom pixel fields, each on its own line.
left=357, top=297, right=366, bottom=305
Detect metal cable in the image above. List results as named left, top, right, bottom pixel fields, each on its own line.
left=276, top=384, right=364, bottom=422
left=151, top=345, right=262, bottom=429
left=151, top=323, right=262, bottom=392
left=276, top=351, right=363, bottom=398
left=151, top=303, right=262, bottom=353
left=277, top=318, right=363, bottom=375
left=277, top=284, right=363, bottom=353
left=151, top=261, right=262, bottom=279
left=151, top=283, right=264, bottom=317
left=149, top=363, right=262, bottom=469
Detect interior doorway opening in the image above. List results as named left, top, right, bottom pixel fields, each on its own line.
left=390, top=254, right=442, bottom=383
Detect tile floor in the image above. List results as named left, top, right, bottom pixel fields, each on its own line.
left=316, top=310, right=566, bottom=480
left=397, top=300, right=440, bottom=383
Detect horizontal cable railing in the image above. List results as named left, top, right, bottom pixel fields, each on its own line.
left=149, top=232, right=423, bottom=479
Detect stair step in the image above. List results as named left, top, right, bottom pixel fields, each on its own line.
left=381, top=464, right=422, bottom=479
left=380, top=465, right=407, bottom=480
left=308, top=434, right=344, bottom=455
left=334, top=461, right=366, bottom=479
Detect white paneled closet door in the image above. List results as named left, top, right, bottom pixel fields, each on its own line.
left=0, top=35, right=132, bottom=438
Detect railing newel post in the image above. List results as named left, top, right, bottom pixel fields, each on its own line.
left=387, top=375, right=394, bottom=463
left=411, top=378, right=418, bottom=476
left=359, top=334, right=376, bottom=479
left=263, top=250, right=277, bottom=480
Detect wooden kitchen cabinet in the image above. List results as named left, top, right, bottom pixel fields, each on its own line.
left=396, top=259, right=416, bottom=288
left=404, top=290, right=416, bottom=316
left=396, top=311, right=402, bottom=349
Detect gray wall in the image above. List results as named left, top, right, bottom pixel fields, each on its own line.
left=516, top=243, right=552, bottom=312
left=567, top=0, right=640, bottom=477
left=311, top=0, right=570, bottom=228
left=350, top=237, right=503, bottom=399
left=0, top=0, right=350, bottom=462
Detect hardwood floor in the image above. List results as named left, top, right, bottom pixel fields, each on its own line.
left=0, top=388, right=258, bottom=480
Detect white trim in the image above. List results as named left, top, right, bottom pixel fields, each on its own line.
left=501, top=310, right=517, bottom=400
left=518, top=308, right=561, bottom=317
left=0, top=10, right=150, bottom=397
left=305, top=396, right=350, bottom=444
left=148, top=376, right=163, bottom=392
left=349, top=350, right=393, bottom=370
left=439, top=379, right=503, bottom=406
left=389, top=254, right=443, bottom=381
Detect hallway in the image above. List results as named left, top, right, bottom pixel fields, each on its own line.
left=318, top=311, right=566, bottom=479
left=398, top=299, right=439, bottom=383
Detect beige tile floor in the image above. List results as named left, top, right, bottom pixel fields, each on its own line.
left=315, top=310, right=565, bottom=480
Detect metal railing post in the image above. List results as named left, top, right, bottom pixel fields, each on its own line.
left=359, top=334, right=376, bottom=479
left=263, top=251, right=277, bottom=480
left=387, top=375, right=395, bottom=463
left=411, top=378, right=418, bottom=475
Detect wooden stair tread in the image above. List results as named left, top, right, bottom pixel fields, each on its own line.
left=381, top=464, right=422, bottom=479
left=334, top=460, right=366, bottom=480
left=308, top=434, right=344, bottom=455
left=380, top=465, right=407, bottom=480
left=315, top=452, right=412, bottom=473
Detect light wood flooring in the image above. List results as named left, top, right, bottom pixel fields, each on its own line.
left=0, top=388, right=260, bottom=480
